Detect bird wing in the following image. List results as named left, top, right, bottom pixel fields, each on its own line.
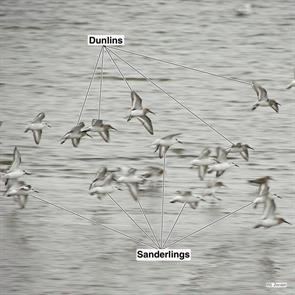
left=131, top=91, right=143, bottom=110
left=99, top=130, right=109, bottom=142
left=162, top=133, right=181, bottom=140
left=240, top=146, right=249, bottom=161
left=32, top=130, right=42, bottom=145
left=71, top=138, right=80, bottom=147
left=252, top=81, right=268, bottom=101
left=32, top=112, right=45, bottom=123
left=198, top=165, right=208, bottom=180
left=262, top=198, right=277, bottom=220
left=126, top=183, right=139, bottom=201
left=137, top=115, right=153, bottom=135
left=216, top=147, right=228, bottom=162
left=199, top=147, right=211, bottom=159
left=8, top=147, right=21, bottom=172
left=71, top=122, right=85, bottom=133
left=92, top=119, right=103, bottom=127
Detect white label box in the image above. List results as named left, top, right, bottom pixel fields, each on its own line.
left=136, top=249, right=191, bottom=262
left=88, top=35, right=125, bottom=46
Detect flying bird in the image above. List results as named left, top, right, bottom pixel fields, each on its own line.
left=84, top=119, right=116, bottom=143
left=25, top=112, right=51, bottom=144
left=60, top=122, right=92, bottom=147
left=127, top=91, right=155, bottom=135
left=152, top=133, right=182, bottom=158
left=251, top=81, right=280, bottom=113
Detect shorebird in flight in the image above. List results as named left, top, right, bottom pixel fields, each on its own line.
left=89, top=173, right=116, bottom=199
left=1, top=147, right=31, bottom=184
left=61, top=122, right=92, bottom=147
left=25, top=112, right=51, bottom=145
left=116, top=168, right=145, bottom=201
left=248, top=176, right=273, bottom=196
left=152, top=133, right=182, bottom=158
left=208, top=147, right=239, bottom=177
left=127, top=91, right=155, bottom=135
left=84, top=119, right=116, bottom=143
left=251, top=81, right=280, bottom=113
left=227, top=142, right=254, bottom=161
left=254, top=196, right=291, bottom=228
left=190, top=147, right=216, bottom=180
left=170, top=191, right=205, bottom=209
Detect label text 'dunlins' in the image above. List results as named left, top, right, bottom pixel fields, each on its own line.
left=136, top=249, right=191, bottom=262
left=88, top=35, right=125, bottom=46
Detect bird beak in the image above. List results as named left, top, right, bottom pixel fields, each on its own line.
left=234, top=163, right=239, bottom=167
left=274, top=194, right=282, bottom=199
left=283, top=219, right=291, bottom=225
left=25, top=170, right=32, bottom=175
left=248, top=146, right=254, bottom=150
left=176, top=139, right=183, bottom=144
left=86, top=133, right=93, bottom=138
left=33, top=189, right=39, bottom=193
left=148, top=109, right=155, bottom=115
left=110, top=126, right=117, bottom=131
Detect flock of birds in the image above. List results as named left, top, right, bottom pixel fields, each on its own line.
left=1, top=74, right=293, bottom=230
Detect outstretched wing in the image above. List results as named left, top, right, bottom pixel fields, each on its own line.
left=32, top=112, right=45, bottom=123
left=8, top=147, right=21, bottom=172
left=199, top=147, right=211, bottom=159
left=262, top=198, right=277, bottom=220
left=251, top=81, right=268, bottom=101
left=131, top=91, right=143, bottom=110
left=126, top=183, right=139, bottom=201
left=216, top=147, right=228, bottom=162
left=33, top=130, right=42, bottom=145
left=92, top=119, right=103, bottom=127
left=162, top=133, right=181, bottom=140
left=137, top=115, right=153, bottom=135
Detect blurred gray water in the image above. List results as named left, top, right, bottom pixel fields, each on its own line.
left=1, top=0, right=295, bottom=294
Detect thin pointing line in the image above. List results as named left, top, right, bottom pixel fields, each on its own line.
left=30, top=194, right=155, bottom=248
left=111, top=47, right=251, bottom=85
left=162, top=202, right=187, bottom=248
left=105, top=46, right=132, bottom=91
left=77, top=47, right=103, bottom=124
left=106, top=193, right=159, bottom=248
left=137, top=199, right=160, bottom=248
left=107, top=48, right=234, bottom=145
left=160, top=153, right=166, bottom=248
left=98, top=46, right=105, bottom=119
left=167, top=201, right=253, bottom=248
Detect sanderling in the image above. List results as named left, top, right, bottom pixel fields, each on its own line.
left=170, top=191, right=205, bottom=209
left=152, top=133, right=182, bottom=158
left=254, top=196, right=291, bottom=228
left=127, top=91, right=155, bottom=135
left=60, top=122, right=92, bottom=147
left=208, top=147, right=239, bottom=177
left=141, top=166, right=164, bottom=180
left=286, top=68, right=295, bottom=89
left=84, top=119, right=116, bottom=143
left=251, top=81, right=280, bottom=113
left=190, top=147, right=216, bottom=180
left=228, top=142, right=254, bottom=161
left=1, top=147, right=31, bottom=183
left=201, top=180, right=227, bottom=201
left=89, top=173, right=116, bottom=199
left=25, top=112, right=51, bottom=145
left=4, top=180, right=38, bottom=209
left=116, top=168, right=145, bottom=201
